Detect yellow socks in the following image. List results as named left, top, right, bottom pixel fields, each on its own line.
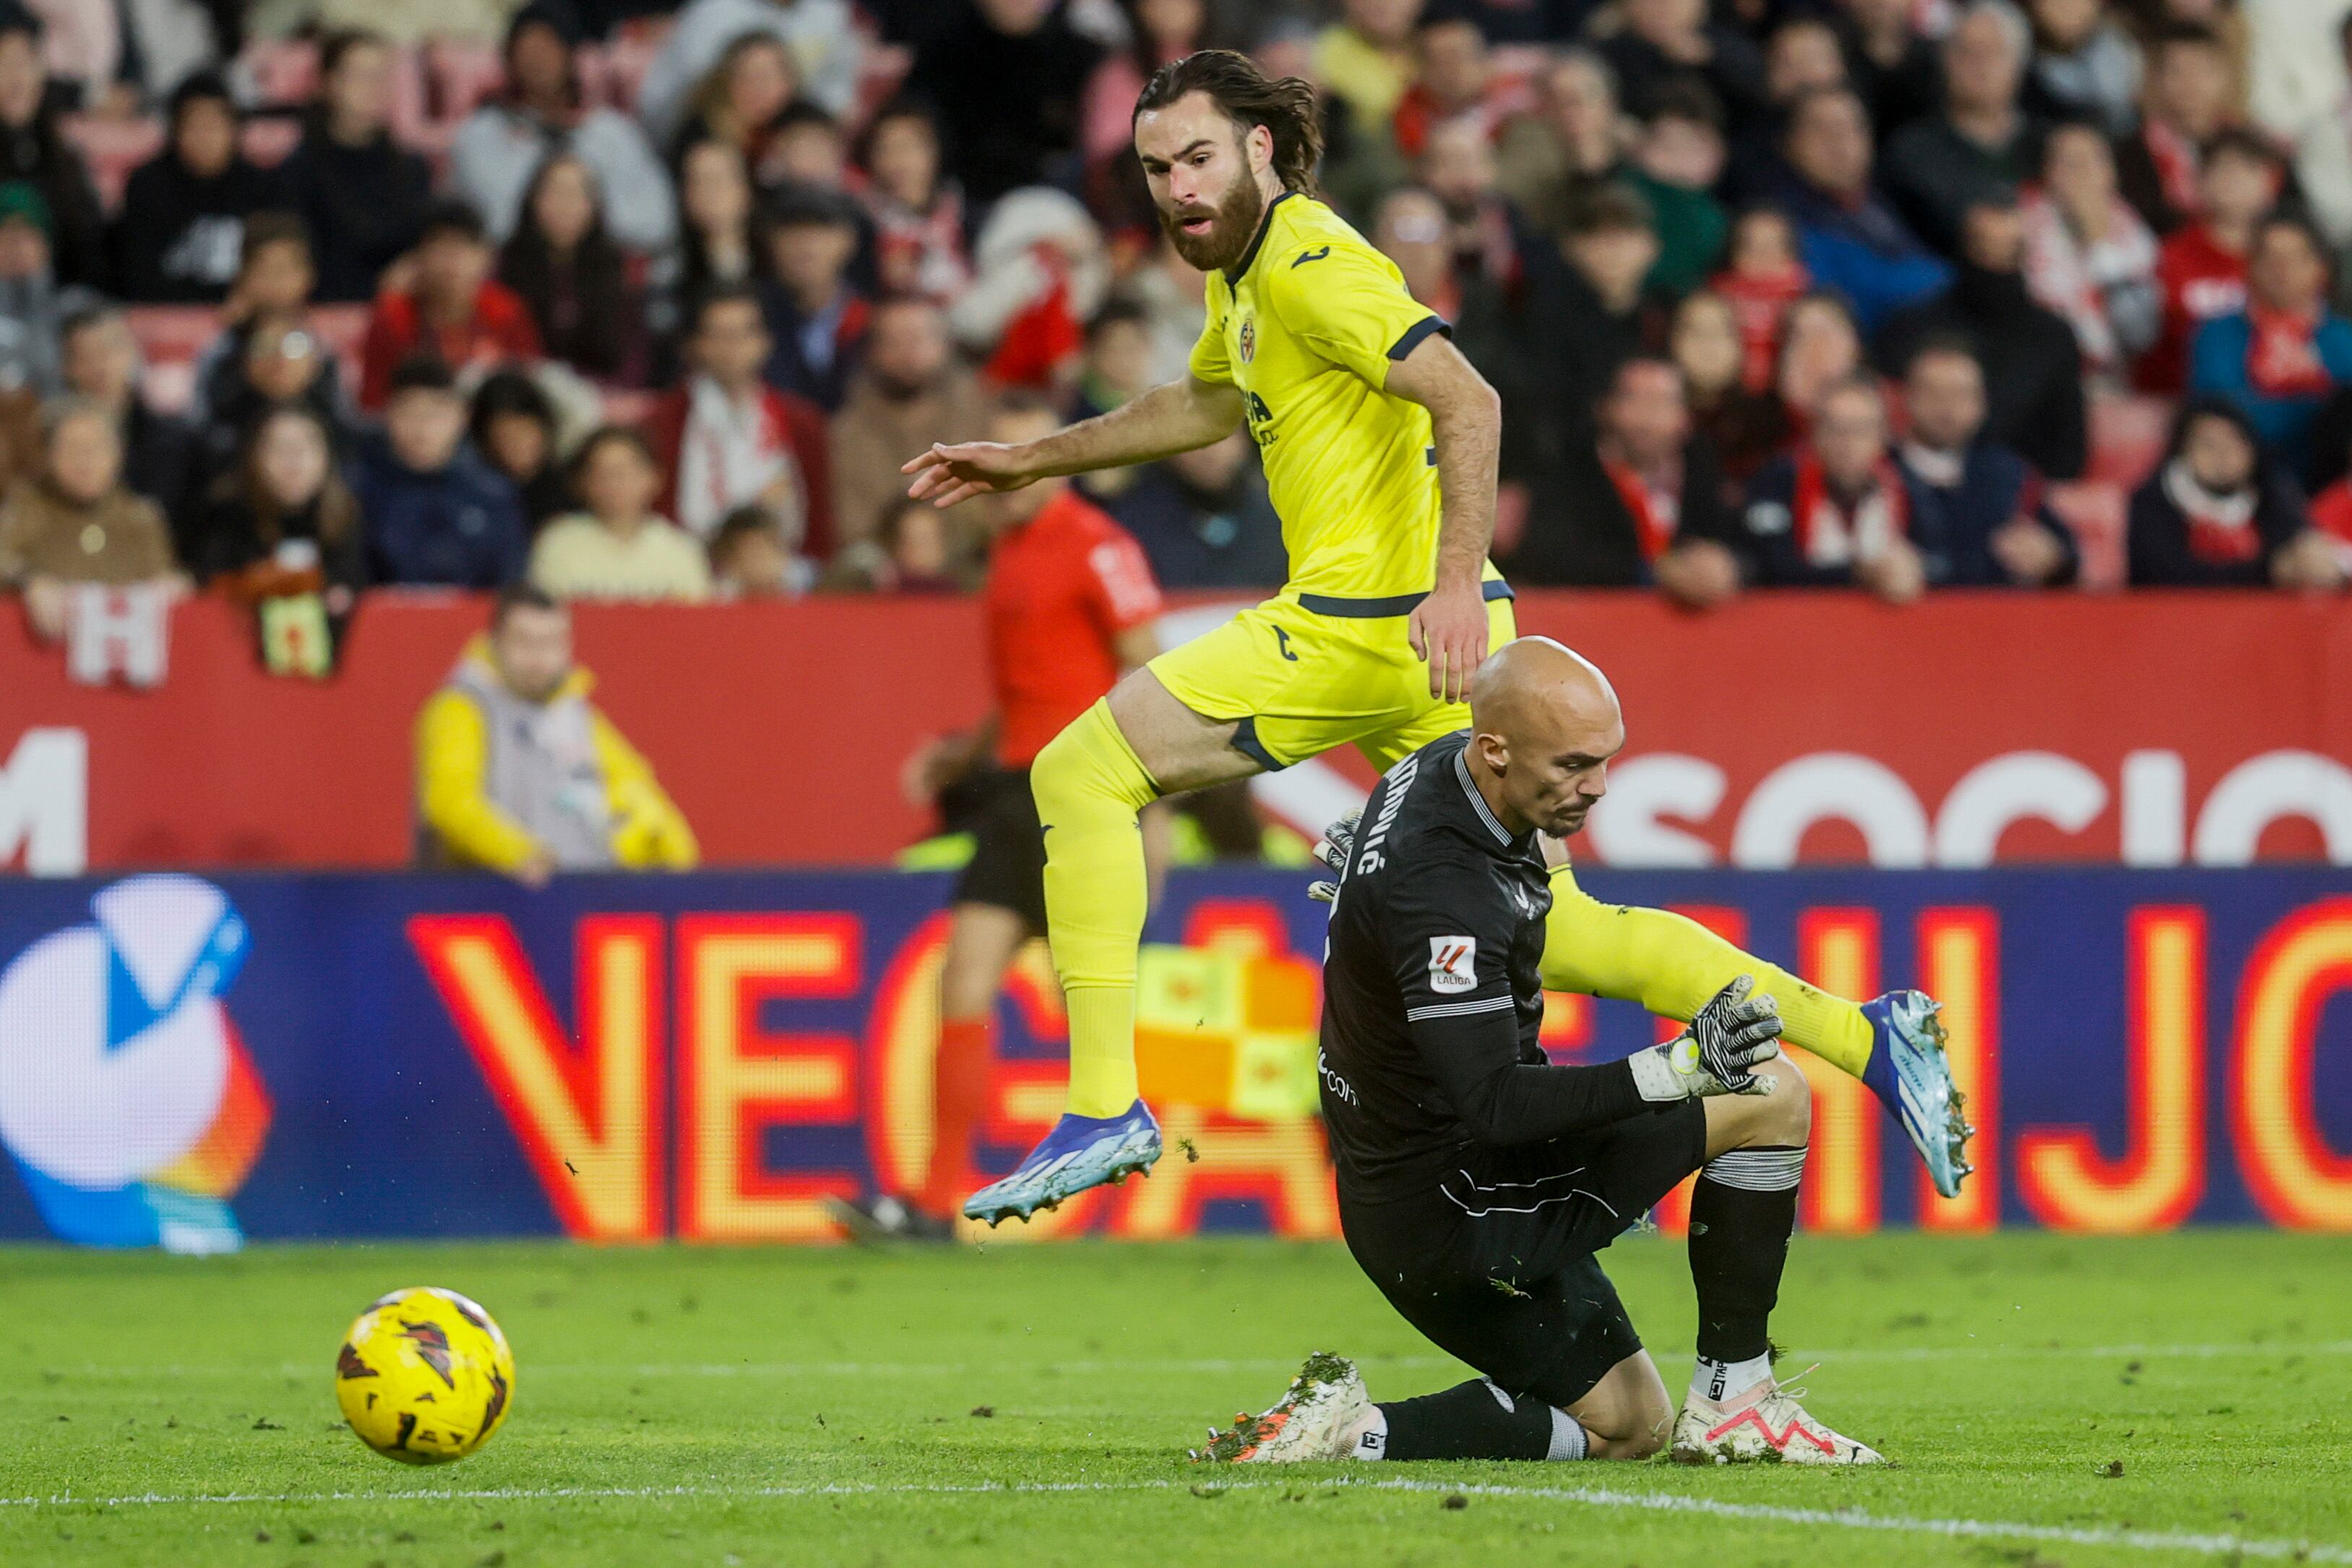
left=1541, top=863, right=1875, bottom=1081
left=1030, top=701, right=1160, bottom=1118
left=1062, top=990, right=1140, bottom=1118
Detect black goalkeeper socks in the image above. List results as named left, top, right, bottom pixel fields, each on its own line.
left=1376, top=1378, right=1555, bottom=1461
left=1688, top=1145, right=1805, bottom=1365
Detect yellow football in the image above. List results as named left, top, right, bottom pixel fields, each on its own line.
left=334, top=1286, right=516, bottom=1465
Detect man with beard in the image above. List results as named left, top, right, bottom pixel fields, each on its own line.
left=1893, top=337, right=2079, bottom=588
left=904, top=50, right=1972, bottom=1227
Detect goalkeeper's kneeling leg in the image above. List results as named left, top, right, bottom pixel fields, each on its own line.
left=1699, top=1054, right=1812, bottom=1159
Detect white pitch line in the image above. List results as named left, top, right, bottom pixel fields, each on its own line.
left=27, top=1342, right=2352, bottom=1382
left=0, top=1476, right=2343, bottom=1563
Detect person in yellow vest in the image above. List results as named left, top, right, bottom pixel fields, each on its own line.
left=415, top=583, right=698, bottom=886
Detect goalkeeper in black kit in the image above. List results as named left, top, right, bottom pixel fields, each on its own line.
left=1197, top=637, right=1886, bottom=1468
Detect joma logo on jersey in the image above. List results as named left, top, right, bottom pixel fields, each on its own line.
left=1428, top=936, right=1477, bottom=993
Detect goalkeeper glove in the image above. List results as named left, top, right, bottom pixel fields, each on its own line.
left=1628, top=975, right=1782, bottom=1102
left=1306, top=809, right=1361, bottom=905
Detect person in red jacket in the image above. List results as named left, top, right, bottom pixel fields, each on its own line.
left=645, top=281, right=834, bottom=559
left=2141, top=129, right=2281, bottom=393
left=828, top=393, right=1163, bottom=1242
left=358, top=201, right=542, bottom=409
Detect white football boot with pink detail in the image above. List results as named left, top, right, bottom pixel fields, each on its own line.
left=1192, top=1352, right=1374, bottom=1463
left=1670, top=1372, right=1887, bottom=1465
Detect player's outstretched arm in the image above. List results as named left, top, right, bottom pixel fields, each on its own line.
left=1384, top=334, right=1501, bottom=702
left=901, top=376, right=1245, bottom=508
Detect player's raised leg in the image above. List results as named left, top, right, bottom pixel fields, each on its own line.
left=1539, top=859, right=1974, bottom=1199
left=1673, top=1055, right=1883, bottom=1464
left=960, top=671, right=1259, bottom=1224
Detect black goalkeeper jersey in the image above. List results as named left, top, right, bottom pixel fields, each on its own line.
left=1319, top=731, right=1649, bottom=1206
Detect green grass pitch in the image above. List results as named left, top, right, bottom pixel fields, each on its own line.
left=2, top=1230, right=2346, bottom=1567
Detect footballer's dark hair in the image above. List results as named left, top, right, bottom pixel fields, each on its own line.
left=1133, top=50, right=1322, bottom=194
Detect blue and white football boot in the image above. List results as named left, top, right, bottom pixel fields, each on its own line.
left=963, top=1100, right=1162, bottom=1225
left=1860, top=990, right=1975, bottom=1200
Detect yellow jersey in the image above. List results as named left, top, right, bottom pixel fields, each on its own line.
left=1188, top=192, right=1496, bottom=609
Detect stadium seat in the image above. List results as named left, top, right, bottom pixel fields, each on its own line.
left=66, top=115, right=305, bottom=209
left=125, top=306, right=217, bottom=414
left=2048, top=479, right=2128, bottom=591
left=308, top=305, right=370, bottom=370
left=590, top=28, right=665, bottom=118
left=384, top=42, right=435, bottom=151
left=424, top=39, right=507, bottom=126
left=601, top=388, right=659, bottom=430
left=241, top=118, right=301, bottom=168
left=854, top=43, right=915, bottom=125
left=238, top=38, right=320, bottom=110
left=126, top=303, right=373, bottom=415
left=2086, top=393, right=2171, bottom=489
left=61, top=115, right=162, bottom=210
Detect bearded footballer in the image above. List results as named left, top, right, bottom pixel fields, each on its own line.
left=903, top=53, right=1969, bottom=1228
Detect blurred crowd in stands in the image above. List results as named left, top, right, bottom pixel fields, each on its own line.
left=2, top=0, right=2352, bottom=640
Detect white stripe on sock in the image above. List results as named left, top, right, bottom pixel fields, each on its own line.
left=1701, top=1146, right=1808, bottom=1193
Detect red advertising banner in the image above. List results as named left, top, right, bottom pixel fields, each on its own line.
left=4, top=591, right=2349, bottom=874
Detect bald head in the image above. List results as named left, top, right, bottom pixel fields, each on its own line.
left=1463, top=637, right=1626, bottom=838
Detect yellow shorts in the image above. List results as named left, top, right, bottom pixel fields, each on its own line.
left=1148, top=585, right=1519, bottom=775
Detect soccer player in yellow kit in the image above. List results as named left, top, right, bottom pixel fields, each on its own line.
left=904, top=52, right=1970, bottom=1224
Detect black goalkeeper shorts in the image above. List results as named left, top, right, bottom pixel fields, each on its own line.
left=1340, top=1099, right=1709, bottom=1409
left=951, top=768, right=1047, bottom=932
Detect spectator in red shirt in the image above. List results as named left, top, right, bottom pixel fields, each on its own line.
left=1711, top=204, right=1809, bottom=393
left=828, top=393, right=1162, bottom=1243
left=2141, top=128, right=2280, bottom=393
left=646, top=282, right=833, bottom=556
left=1392, top=12, right=1507, bottom=160
left=358, top=201, right=543, bottom=410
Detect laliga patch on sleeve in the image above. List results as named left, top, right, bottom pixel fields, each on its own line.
left=1428, top=936, right=1477, bottom=993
